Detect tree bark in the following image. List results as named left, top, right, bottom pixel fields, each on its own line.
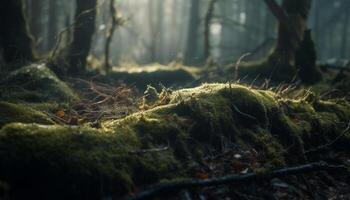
left=0, top=0, right=34, bottom=66
left=104, top=0, right=117, bottom=73
left=204, top=0, right=217, bottom=61
left=68, top=0, right=97, bottom=76
left=263, top=0, right=320, bottom=82
left=340, top=0, right=350, bottom=59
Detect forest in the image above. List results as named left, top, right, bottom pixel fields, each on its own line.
left=0, top=0, right=349, bottom=199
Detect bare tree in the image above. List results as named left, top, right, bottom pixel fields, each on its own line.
left=68, top=0, right=97, bottom=76
left=204, top=0, right=218, bottom=61
left=104, top=0, right=118, bottom=73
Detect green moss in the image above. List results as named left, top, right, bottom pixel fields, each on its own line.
left=314, top=100, right=350, bottom=121
left=0, top=64, right=77, bottom=102
left=0, top=122, right=182, bottom=199
left=1, top=83, right=350, bottom=199
left=0, top=102, right=55, bottom=127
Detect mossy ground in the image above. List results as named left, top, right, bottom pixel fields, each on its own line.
left=0, top=102, right=55, bottom=127
left=0, top=64, right=78, bottom=102
left=0, top=83, right=349, bottom=199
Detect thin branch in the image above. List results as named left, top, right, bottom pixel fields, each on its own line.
left=232, top=104, right=257, bottom=121
left=129, top=146, right=169, bottom=154
left=125, top=161, right=346, bottom=200
left=234, top=53, right=251, bottom=80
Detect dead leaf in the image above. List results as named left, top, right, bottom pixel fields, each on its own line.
left=56, top=110, right=65, bottom=118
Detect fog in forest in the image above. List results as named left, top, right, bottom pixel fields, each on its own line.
left=25, top=0, right=349, bottom=67
left=0, top=0, right=350, bottom=199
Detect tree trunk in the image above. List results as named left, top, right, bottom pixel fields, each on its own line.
left=264, top=0, right=320, bottom=82
left=184, top=0, right=200, bottom=65
left=104, top=0, right=120, bottom=73
left=68, top=0, right=97, bottom=76
left=204, top=0, right=217, bottom=61
left=0, top=0, right=34, bottom=66
left=340, top=1, right=350, bottom=59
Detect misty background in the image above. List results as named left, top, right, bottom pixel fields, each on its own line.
left=24, top=0, right=350, bottom=67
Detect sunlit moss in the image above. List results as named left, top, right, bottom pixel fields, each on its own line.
left=1, top=83, right=350, bottom=199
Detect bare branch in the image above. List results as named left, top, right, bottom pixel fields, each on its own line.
left=125, top=161, right=347, bottom=200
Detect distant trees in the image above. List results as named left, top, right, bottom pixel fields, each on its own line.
left=184, top=0, right=201, bottom=65
left=0, top=0, right=34, bottom=66
left=68, top=0, right=97, bottom=75
left=104, top=0, right=118, bottom=73
left=341, top=0, right=350, bottom=58
left=147, top=0, right=164, bottom=63
left=48, top=1, right=59, bottom=51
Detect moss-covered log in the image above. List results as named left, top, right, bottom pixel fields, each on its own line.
left=0, top=84, right=349, bottom=199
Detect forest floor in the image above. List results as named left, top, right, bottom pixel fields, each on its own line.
left=0, top=63, right=349, bottom=200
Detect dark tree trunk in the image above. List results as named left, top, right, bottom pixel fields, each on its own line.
left=104, top=0, right=120, bottom=73
left=295, top=30, right=321, bottom=84
left=264, top=0, right=320, bottom=82
left=68, top=0, right=97, bottom=76
left=340, top=0, right=350, bottom=59
left=0, top=0, right=34, bottom=66
left=184, top=0, right=200, bottom=65
left=204, top=0, right=217, bottom=61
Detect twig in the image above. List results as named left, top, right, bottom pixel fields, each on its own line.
left=234, top=53, right=251, bottom=81
left=43, top=111, right=69, bottom=125
left=232, top=104, right=257, bottom=121
left=129, top=146, right=169, bottom=154
left=305, top=121, right=350, bottom=154
left=125, top=161, right=346, bottom=200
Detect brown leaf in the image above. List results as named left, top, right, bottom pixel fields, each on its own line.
left=56, top=110, right=65, bottom=118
